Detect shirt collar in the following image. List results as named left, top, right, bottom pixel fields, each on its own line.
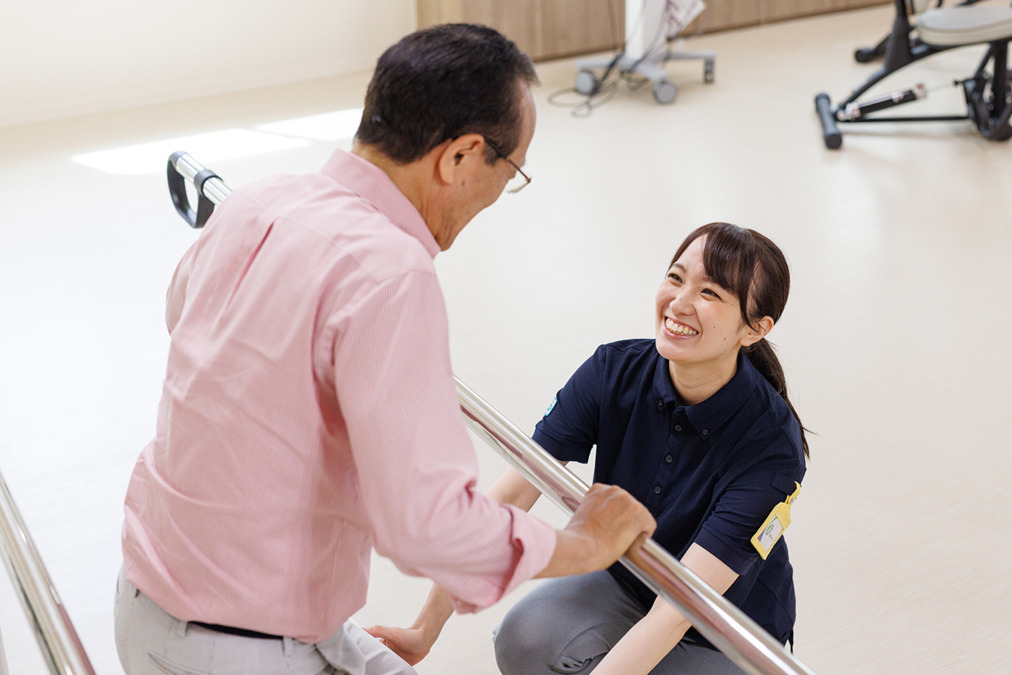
left=652, top=350, right=758, bottom=440
left=320, top=149, right=440, bottom=259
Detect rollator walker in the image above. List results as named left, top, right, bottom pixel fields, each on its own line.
left=815, top=0, right=1012, bottom=148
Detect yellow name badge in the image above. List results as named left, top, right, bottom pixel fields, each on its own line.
left=751, top=482, right=801, bottom=560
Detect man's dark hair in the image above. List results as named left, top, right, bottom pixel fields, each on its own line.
left=355, top=23, right=539, bottom=164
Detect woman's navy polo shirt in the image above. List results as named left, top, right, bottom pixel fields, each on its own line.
left=532, top=339, right=806, bottom=648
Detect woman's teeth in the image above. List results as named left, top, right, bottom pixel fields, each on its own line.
left=665, top=318, right=698, bottom=336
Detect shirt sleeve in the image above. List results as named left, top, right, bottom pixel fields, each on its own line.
left=328, top=269, right=557, bottom=613
left=531, top=347, right=604, bottom=463
left=694, top=433, right=806, bottom=576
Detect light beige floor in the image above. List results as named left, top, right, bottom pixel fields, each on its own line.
left=2, top=4, right=1011, bottom=673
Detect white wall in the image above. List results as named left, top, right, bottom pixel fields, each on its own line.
left=0, top=0, right=416, bottom=128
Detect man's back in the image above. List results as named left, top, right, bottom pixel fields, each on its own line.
left=123, top=150, right=539, bottom=642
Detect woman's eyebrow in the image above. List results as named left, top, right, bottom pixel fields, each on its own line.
left=670, top=262, right=713, bottom=282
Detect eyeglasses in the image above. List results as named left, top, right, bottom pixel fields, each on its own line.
left=483, top=137, right=531, bottom=193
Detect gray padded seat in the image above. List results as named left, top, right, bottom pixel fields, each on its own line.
left=917, top=6, right=1012, bottom=47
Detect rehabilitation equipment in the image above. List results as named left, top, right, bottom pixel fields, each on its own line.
left=814, top=0, right=1012, bottom=148
left=573, top=0, right=715, bottom=105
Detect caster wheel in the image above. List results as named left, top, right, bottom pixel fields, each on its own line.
left=575, top=69, right=599, bottom=95
left=703, top=59, right=715, bottom=83
left=652, top=80, right=678, bottom=105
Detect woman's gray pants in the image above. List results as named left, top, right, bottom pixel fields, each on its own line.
left=492, top=570, right=743, bottom=674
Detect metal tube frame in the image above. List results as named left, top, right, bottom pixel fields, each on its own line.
left=168, top=152, right=815, bottom=675
left=0, top=471, right=95, bottom=674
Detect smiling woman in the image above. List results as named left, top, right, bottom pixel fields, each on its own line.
left=484, top=222, right=811, bottom=675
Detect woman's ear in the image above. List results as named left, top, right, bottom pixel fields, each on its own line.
left=740, top=316, right=774, bottom=347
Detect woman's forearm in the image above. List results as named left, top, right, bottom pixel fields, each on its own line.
left=592, top=599, right=690, bottom=675
left=485, top=466, right=548, bottom=511
left=411, top=584, right=455, bottom=643
left=593, top=544, right=739, bottom=674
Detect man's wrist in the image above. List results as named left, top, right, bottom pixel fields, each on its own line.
left=538, top=528, right=601, bottom=578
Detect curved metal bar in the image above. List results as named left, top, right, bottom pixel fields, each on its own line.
left=167, top=152, right=815, bottom=675
left=0, top=471, right=95, bottom=675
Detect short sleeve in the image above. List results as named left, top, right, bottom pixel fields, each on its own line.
left=531, top=347, right=606, bottom=463
left=694, top=434, right=806, bottom=576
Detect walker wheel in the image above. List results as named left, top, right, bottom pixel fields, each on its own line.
left=575, top=69, right=599, bottom=95
left=653, top=80, right=678, bottom=105
left=704, top=59, right=715, bottom=83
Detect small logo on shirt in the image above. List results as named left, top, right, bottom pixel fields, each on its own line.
left=544, top=397, right=557, bottom=417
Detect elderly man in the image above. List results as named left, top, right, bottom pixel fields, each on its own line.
left=115, top=23, right=654, bottom=675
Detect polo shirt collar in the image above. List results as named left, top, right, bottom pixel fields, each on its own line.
left=320, top=149, right=440, bottom=259
left=652, top=350, right=757, bottom=440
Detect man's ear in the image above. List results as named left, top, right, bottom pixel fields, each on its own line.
left=740, top=316, right=774, bottom=348
left=435, top=134, right=485, bottom=184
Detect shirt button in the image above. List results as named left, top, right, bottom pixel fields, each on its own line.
left=653, top=485, right=662, bottom=494
left=702, top=429, right=709, bottom=436
left=665, top=454, right=673, bottom=463
left=674, top=424, right=682, bottom=432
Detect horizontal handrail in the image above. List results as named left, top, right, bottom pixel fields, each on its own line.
left=167, top=152, right=815, bottom=675
left=0, top=470, right=95, bottom=674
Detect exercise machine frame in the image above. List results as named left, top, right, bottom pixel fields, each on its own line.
left=815, top=0, right=1012, bottom=148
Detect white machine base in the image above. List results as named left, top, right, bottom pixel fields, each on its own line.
left=575, top=48, right=715, bottom=105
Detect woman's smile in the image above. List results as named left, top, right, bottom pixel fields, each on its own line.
left=663, top=318, right=698, bottom=337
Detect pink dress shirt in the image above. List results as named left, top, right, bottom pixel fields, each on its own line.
left=122, top=149, right=557, bottom=642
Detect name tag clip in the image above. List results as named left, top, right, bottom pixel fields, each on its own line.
left=750, top=482, right=801, bottom=560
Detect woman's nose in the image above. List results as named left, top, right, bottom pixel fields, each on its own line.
left=668, top=292, right=691, bottom=314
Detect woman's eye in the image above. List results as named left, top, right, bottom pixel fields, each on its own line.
left=668, top=273, right=682, bottom=283
left=702, top=288, right=720, bottom=298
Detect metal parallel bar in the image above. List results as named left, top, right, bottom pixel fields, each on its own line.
left=168, top=152, right=815, bottom=675
left=0, top=471, right=95, bottom=675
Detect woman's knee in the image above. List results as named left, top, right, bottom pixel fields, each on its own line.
left=493, top=599, right=567, bottom=674
left=494, top=603, right=613, bottom=675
